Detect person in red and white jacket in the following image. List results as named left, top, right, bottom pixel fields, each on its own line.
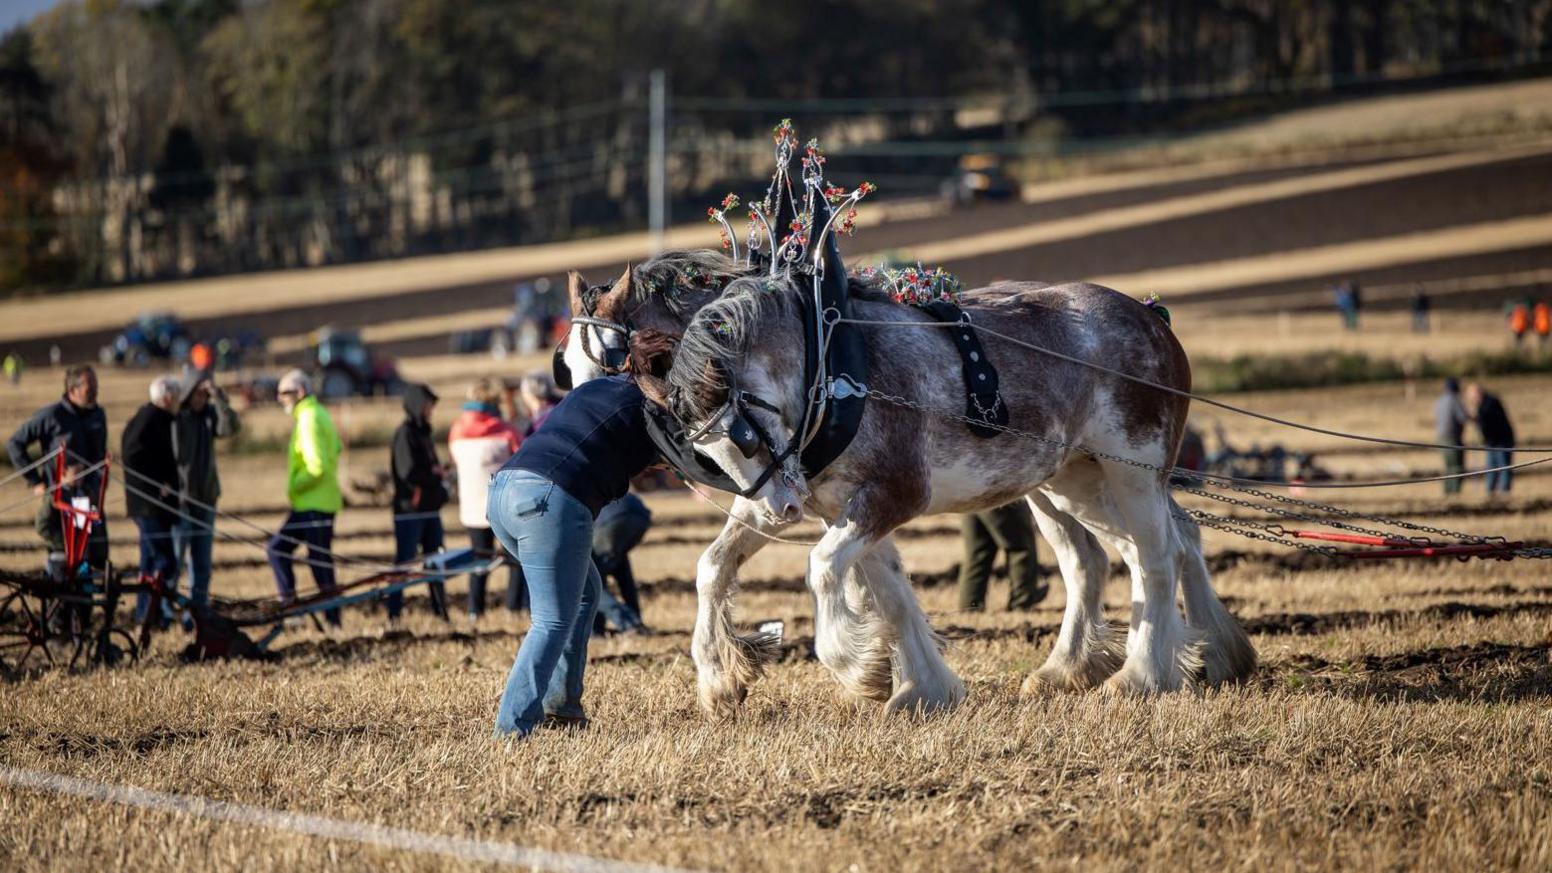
left=449, top=377, right=525, bottom=622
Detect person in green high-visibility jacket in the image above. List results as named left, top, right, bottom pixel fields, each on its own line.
left=265, top=370, right=343, bottom=626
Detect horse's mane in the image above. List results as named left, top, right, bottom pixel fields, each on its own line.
left=668, top=276, right=798, bottom=423
left=628, top=250, right=756, bottom=317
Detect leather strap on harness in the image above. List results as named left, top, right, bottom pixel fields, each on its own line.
left=915, top=300, right=1008, bottom=439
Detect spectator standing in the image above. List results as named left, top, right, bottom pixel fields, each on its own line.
left=449, top=377, right=525, bottom=623
left=1332, top=282, right=1354, bottom=329
left=1465, top=382, right=1515, bottom=495
left=1434, top=377, right=1469, bottom=495
left=388, top=382, right=450, bottom=625
left=9, top=365, right=110, bottom=578
left=3, top=352, right=23, bottom=384
left=1535, top=300, right=1551, bottom=351
left=957, top=501, right=1047, bottom=613
left=591, top=493, right=652, bottom=635
left=518, top=371, right=563, bottom=436
left=1410, top=286, right=1431, bottom=333
left=1507, top=299, right=1532, bottom=348
left=171, top=372, right=240, bottom=628
left=265, top=370, right=343, bottom=627
left=122, top=376, right=182, bottom=626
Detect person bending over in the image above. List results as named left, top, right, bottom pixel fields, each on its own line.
left=488, top=332, right=671, bottom=737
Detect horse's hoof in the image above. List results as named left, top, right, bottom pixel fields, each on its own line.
left=1100, top=664, right=1173, bottom=697
left=697, top=674, right=748, bottom=719
left=884, top=679, right=964, bottom=716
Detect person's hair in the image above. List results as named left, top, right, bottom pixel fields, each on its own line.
left=468, top=376, right=504, bottom=406
left=520, top=371, right=560, bottom=404
left=625, top=328, right=678, bottom=378
left=278, top=369, right=311, bottom=396
left=149, top=376, right=181, bottom=406
left=63, top=364, right=93, bottom=393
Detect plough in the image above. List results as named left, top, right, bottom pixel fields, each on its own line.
left=0, top=451, right=504, bottom=674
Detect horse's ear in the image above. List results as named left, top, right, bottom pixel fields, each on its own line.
left=567, top=271, right=587, bottom=315
left=600, top=264, right=633, bottom=313
left=637, top=374, right=671, bottom=409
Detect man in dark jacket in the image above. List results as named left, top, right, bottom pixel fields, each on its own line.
left=1466, top=382, right=1516, bottom=495
left=171, top=372, right=240, bottom=627
left=388, top=383, right=449, bottom=624
left=7, top=365, right=110, bottom=574
left=122, top=375, right=182, bottom=626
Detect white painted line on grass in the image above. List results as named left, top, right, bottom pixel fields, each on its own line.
left=0, top=765, right=698, bottom=873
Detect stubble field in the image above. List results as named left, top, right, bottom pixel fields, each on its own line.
left=2, top=366, right=1551, bottom=871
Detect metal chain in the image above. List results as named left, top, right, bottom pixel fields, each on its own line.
left=1175, top=507, right=1342, bottom=557
left=862, top=387, right=1549, bottom=559
left=1177, top=485, right=1429, bottom=545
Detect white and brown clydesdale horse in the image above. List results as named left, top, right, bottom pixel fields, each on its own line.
left=564, top=253, right=1254, bottom=714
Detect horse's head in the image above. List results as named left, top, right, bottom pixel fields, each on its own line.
left=560, top=250, right=756, bottom=389
left=644, top=279, right=809, bottom=525
left=560, top=267, right=632, bottom=387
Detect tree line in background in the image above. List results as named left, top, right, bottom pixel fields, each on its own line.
left=0, top=0, right=1547, bottom=295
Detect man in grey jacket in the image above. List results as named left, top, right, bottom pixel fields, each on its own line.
left=171, top=372, right=240, bottom=627
left=1434, top=377, right=1468, bottom=495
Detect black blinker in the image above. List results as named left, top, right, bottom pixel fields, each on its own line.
left=729, top=416, right=761, bottom=459
left=552, top=345, right=573, bottom=391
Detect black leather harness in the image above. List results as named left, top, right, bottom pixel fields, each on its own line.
left=914, top=300, right=1008, bottom=439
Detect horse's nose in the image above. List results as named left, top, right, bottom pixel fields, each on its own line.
left=779, top=501, right=803, bottom=524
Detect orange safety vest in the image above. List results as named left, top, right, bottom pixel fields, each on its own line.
left=1535, top=302, right=1552, bottom=337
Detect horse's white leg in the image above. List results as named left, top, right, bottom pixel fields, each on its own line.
left=1099, top=463, right=1202, bottom=694
left=851, top=537, right=966, bottom=714
left=692, top=496, right=781, bottom=717
left=1022, top=489, right=1123, bottom=694
left=809, top=519, right=895, bottom=703
left=1170, top=503, right=1256, bottom=684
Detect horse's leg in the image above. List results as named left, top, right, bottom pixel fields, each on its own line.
left=1098, top=463, right=1203, bottom=694
left=1021, top=488, right=1123, bottom=694
left=808, top=515, right=896, bottom=704
left=692, top=496, right=782, bottom=717
left=850, top=536, right=965, bottom=714
left=1170, top=501, right=1256, bottom=684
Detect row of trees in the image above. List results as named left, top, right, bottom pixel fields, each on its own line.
left=1, top=0, right=1548, bottom=294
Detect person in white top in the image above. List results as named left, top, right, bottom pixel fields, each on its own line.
left=448, top=377, right=524, bottom=621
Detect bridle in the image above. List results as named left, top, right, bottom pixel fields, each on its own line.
left=682, top=376, right=802, bottom=499
left=553, top=285, right=638, bottom=389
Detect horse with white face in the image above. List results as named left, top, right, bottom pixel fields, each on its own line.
left=638, top=275, right=1255, bottom=705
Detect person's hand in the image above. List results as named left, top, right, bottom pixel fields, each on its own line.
left=411, top=487, right=422, bottom=508
left=32, top=483, right=46, bottom=496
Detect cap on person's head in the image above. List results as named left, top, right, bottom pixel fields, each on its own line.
left=278, top=369, right=311, bottom=396
left=1444, top=377, right=1460, bottom=393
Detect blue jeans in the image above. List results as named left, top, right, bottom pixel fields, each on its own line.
left=132, top=515, right=178, bottom=623
left=1485, top=448, right=1513, bottom=493
left=266, top=510, right=341, bottom=626
left=388, top=514, right=447, bottom=620
left=488, top=469, right=601, bottom=736
left=173, top=504, right=216, bottom=627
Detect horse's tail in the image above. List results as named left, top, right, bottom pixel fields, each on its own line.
left=1172, top=500, right=1257, bottom=684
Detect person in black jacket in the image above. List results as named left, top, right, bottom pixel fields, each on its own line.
left=122, top=375, right=182, bottom=626
left=172, top=371, right=240, bottom=628
left=6, top=365, right=110, bottom=574
left=388, top=382, right=449, bottom=624
left=1466, top=382, right=1516, bottom=495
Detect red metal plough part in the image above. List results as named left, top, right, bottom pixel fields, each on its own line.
left=1282, top=528, right=1522, bottom=560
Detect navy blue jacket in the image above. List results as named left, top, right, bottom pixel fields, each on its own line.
left=502, top=376, right=659, bottom=516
